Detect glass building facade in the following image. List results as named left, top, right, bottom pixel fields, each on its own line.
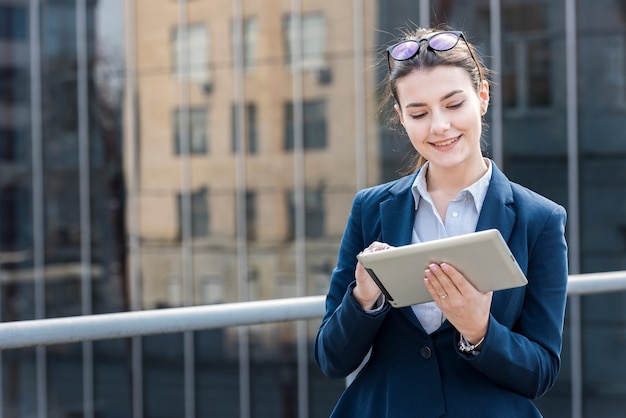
left=0, top=0, right=624, bottom=417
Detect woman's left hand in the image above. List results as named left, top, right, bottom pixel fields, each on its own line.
left=424, top=262, right=492, bottom=344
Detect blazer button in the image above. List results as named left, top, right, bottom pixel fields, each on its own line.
left=420, top=346, right=432, bottom=359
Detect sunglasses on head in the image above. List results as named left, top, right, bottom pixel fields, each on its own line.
left=386, top=30, right=482, bottom=80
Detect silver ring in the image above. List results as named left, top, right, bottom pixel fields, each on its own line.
left=439, top=293, right=448, bottom=299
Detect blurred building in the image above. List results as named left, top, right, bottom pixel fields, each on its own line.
left=0, top=0, right=625, bottom=417
left=0, top=0, right=125, bottom=320
left=130, top=0, right=380, bottom=312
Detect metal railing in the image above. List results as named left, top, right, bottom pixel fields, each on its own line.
left=0, top=270, right=624, bottom=349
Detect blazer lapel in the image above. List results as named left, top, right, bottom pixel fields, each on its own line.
left=378, top=163, right=517, bottom=245
left=475, top=162, right=516, bottom=243
left=378, top=175, right=416, bottom=247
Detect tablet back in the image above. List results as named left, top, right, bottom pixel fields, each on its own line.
left=356, top=229, right=527, bottom=307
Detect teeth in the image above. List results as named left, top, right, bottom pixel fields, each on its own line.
left=433, top=136, right=458, bottom=147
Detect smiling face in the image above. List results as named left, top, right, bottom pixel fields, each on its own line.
left=394, top=65, right=489, bottom=174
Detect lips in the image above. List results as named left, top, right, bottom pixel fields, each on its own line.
left=431, top=135, right=461, bottom=147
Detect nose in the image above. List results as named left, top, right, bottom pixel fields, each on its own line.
left=429, top=110, right=450, bottom=135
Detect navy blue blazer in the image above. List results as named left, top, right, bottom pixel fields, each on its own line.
left=315, top=162, right=568, bottom=418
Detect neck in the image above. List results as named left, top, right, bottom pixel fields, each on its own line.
left=426, top=157, right=488, bottom=195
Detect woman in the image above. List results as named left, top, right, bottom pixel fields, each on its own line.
left=314, top=27, right=568, bottom=417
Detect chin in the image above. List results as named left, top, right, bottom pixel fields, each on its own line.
left=428, top=154, right=468, bottom=168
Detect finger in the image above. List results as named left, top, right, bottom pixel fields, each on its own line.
left=362, top=241, right=391, bottom=253
left=424, top=268, right=449, bottom=301
left=355, top=260, right=367, bottom=278
left=428, top=263, right=458, bottom=295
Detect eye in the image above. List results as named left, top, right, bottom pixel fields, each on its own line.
left=409, top=112, right=427, bottom=120
left=448, top=100, right=465, bottom=109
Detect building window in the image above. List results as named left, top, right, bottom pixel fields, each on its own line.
left=0, top=187, right=18, bottom=250
left=606, top=35, right=626, bottom=109
left=172, top=23, right=209, bottom=84
left=168, top=276, right=182, bottom=307
left=283, top=12, right=326, bottom=71
left=501, top=5, right=552, bottom=111
left=247, top=269, right=259, bottom=301
left=232, top=190, right=258, bottom=241
left=0, top=5, right=28, bottom=41
left=244, top=18, right=258, bottom=70
left=284, top=100, right=327, bottom=150
left=231, top=103, right=258, bottom=154
left=43, top=2, right=80, bottom=60
left=0, top=186, right=30, bottom=253
left=0, top=67, right=28, bottom=105
left=201, top=274, right=225, bottom=304
left=173, top=107, right=208, bottom=155
left=0, top=128, right=28, bottom=162
left=232, top=17, right=258, bottom=71
left=246, top=190, right=257, bottom=241
left=286, top=187, right=325, bottom=240
left=177, top=188, right=209, bottom=239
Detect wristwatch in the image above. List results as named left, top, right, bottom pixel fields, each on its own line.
left=459, top=335, right=485, bottom=355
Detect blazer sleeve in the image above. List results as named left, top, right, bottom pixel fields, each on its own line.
left=314, top=190, right=391, bottom=379
left=462, top=203, right=568, bottom=399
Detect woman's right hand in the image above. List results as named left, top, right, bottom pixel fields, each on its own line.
left=353, top=241, right=392, bottom=310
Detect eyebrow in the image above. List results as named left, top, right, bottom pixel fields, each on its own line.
left=404, top=89, right=465, bottom=109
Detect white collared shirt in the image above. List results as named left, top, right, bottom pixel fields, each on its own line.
left=410, top=159, right=493, bottom=333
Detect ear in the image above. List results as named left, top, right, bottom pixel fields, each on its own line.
left=394, top=103, right=405, bottom=126
left=478, top=80, right=490, bottom=115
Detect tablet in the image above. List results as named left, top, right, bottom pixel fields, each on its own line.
left=356, top=229, right=527, bottom=307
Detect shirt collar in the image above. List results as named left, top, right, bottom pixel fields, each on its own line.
left=411, top=159, right=493, bottom=212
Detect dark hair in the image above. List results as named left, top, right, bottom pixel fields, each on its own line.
left=383, top=27, right=491, bottom=171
